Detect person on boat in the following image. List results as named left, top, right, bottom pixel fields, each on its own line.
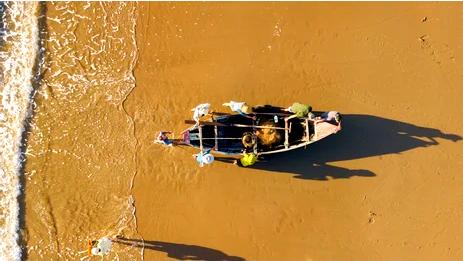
left=242, top=132, right=256, bottom=149
left=315, top=111, right=342, bottom=124
left=154, top=131, right=173, bottom=146
left=315, top=111, right=342, bottom=132
left=222, top=101, right=256, bottom=120
left=222, top=101, right=249, bottom=115
left=194, top=149, right=215, bottom=167
left=235, top=151, right=258, bottom=167
left=87, top=237, right=113, bottom=257
left=284, top=102, right=314, bottom=120
left=192, top=103, right=211, bottom=123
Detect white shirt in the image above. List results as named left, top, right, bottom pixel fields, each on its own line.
left=321, top=111, right=339, bottom=121
left=92, top=237, right=112, bottom=256
left=192, top=103, right=210, bottom=122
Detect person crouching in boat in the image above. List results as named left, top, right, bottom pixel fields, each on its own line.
left=284, top=102, right=314, bottom=120
left=315, top=111, right=342, bottom=131
left=222, top=101, right=256, bottom=120
left=315, top=111, right=342, bottom=124
left=234, top=151, right=258, bottom=167
left=234, top=133, right=258, bottom=167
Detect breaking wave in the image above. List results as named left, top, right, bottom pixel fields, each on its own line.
left=0, top=2, right=40, bottom=260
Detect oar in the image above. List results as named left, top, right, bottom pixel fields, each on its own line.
left=185, top=120, right=228, bottom=127
left=184, top=120, right=288, bottom=130
left=189, top=137, right=242, bottom=140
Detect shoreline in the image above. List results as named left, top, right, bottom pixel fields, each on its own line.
left=18, top=3, right=48, bottom=259
left=0, top=2, right=42, bottom=260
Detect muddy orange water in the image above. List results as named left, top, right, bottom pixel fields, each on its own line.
left=23, top=2, right=463, bottom=260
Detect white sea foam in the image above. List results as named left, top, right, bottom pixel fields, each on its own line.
left=0, top=2, right=39, bottom=260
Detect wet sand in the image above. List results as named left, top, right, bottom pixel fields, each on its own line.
left=23, top=2, right=141, bottom=260
left=128, top=2, right=463, bottom=260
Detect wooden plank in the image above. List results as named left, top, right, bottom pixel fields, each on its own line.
left=214, top=125, right=218, bottom=151
left=198, top=125, right=203, bottom=151
left=305, top=118, right=310, bottom=141
left=284, top=119, right=289, bottom=149
left=314, top=121, right=318, bottom=140
left=198, top=125, right=204, bottom=167
left=252, top=118, right=258, bottom=154
left=185, top=120, right=227, bottom=126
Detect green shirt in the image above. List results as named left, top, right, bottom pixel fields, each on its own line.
left=291, top=103, right=310, bottom=118
left=240, top=153, right=257, bottom=167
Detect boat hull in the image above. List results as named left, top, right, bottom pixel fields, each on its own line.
left=182, top=112, right=341, bottom=156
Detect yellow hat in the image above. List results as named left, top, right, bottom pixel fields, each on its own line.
left=241, top=104, right=250, bottom=114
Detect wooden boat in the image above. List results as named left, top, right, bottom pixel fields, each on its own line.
left=164, top=106, right=341, bottom=156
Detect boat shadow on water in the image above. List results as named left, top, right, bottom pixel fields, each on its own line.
left=217, top=114, right=462, bottom=180
left=113, top=237, right=245, bottom=261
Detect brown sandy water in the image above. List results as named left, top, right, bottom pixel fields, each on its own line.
left=22, top=2, right=463, bottom=260
left=128, top=2, right=463, bottom=260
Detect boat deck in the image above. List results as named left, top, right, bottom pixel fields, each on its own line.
left=187, top=113, right=321, bottom=155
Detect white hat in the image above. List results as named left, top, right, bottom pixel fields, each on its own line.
left=91, top=247, right=101, bottom=256
left=202, top=153, right=214, bottom=164
left=241, top=104, right=250, bottom=114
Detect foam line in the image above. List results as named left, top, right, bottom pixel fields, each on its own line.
left=0, top=2, right=39, bottom=260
